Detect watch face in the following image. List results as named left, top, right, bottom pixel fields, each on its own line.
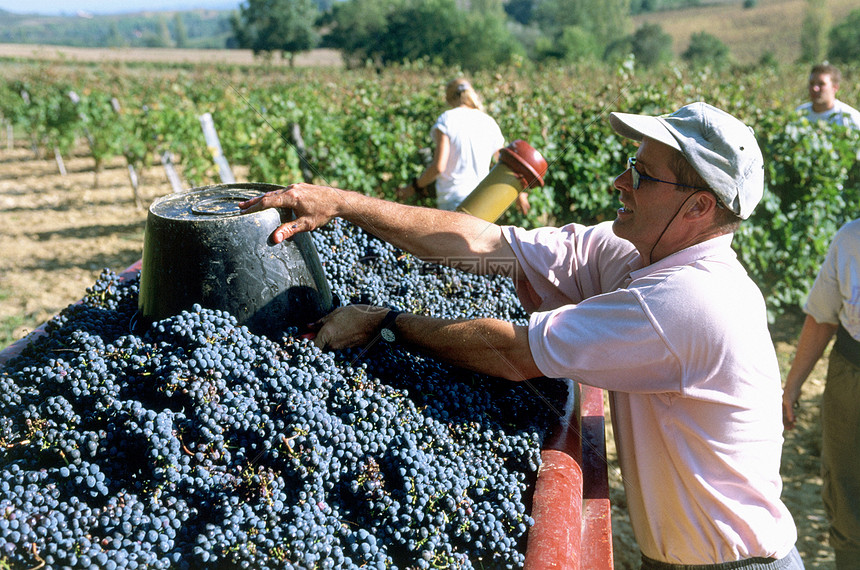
left=381, top=328, right=396, bottom=343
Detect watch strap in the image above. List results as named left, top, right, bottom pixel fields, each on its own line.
left=379, top=310, right=402, bottom=343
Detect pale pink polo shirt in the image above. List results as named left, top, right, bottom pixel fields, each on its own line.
left=503, top=221, right=797, bottom=564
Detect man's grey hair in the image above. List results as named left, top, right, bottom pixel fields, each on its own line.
left=670, top=149, right=742, bottom=232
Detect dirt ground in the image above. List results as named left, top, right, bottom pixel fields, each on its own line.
left=0, top=139, right=835, bottom=568
left=0, top=43, right=343, bottom=67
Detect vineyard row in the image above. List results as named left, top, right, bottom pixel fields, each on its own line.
left=2, top=61, right=860, bottom=319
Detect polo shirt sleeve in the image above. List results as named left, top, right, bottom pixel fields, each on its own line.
left=527, top=288, right=680, bottom=392
left=806, top=219, right=860, bottom=335
left=502, top=221, right=637, bottom=312
left=805, top=238, right=842, bottom=326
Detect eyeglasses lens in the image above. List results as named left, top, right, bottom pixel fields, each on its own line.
left=628, top=157, right=640, bottom=190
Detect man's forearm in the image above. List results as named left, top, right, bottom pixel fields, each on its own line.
left=333, top=189, right=519, bottom=275
left=394, top=313, right=542, bottom=382
left=240, top=182, right=523, bottom=277
left=784, top=314, right=838, bottom=396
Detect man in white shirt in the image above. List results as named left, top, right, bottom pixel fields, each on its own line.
left=796, top=63, right=860, bottom=129
left=784, top=218, right=860, bottom=569
left=239, top=102, right=803, bottom=568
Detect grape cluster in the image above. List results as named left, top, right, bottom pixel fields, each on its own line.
left=311, top=219, right=528, bottom=324
left=0, top=220, right=568, bottom=569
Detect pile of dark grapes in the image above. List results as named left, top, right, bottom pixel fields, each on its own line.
left=0, top=218, right=568, bottom=569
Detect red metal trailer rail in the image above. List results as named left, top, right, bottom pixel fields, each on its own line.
left=525, top=381, right=614, bottom=569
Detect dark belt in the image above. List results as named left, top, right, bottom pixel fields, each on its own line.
left=834, top=323, right=860, bottom=368
left=640, top=553, right=790, bottom=570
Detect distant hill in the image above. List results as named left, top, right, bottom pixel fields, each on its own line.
left=0, top=0, right=857, bottom=65
left=0, top=8, right=235, bottom=49
left=634, top=0, right=859, bottom=65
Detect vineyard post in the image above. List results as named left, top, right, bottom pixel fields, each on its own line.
left=53, top=90, right=68, bottom=175
left=69, top=90, right=96, bottom=165
left=290, top=122, right=314, bottom=182
left=127, top=162, right=139, bottom=195
left=199, top=112, right=235, bottom=184
left=20, top=89, right=39, bottom=159
left=110, top=98, right=143, bottom=205
left=161, top=150, right=185, bottom=192
left=53, top=146, right=67, bottom=176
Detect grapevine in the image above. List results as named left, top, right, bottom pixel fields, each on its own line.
left=3, top=61, right=858, bottom=318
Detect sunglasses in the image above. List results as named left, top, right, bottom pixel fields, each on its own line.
left=627, top=157, right=707, bottom=191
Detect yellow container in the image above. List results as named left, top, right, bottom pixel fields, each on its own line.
left=457, top=140, right=548, bottom=222
left=456, top=163, right=523, bottom=221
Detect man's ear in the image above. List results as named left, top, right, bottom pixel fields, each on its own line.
left=685, top=191, right=717, bottom=218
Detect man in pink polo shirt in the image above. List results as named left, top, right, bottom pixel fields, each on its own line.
left=239, top=102, right=802, bottom=569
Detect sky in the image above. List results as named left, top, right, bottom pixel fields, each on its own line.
left=0, top=1, right=241, bottom=15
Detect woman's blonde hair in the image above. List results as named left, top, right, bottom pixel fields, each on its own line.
left=445, top=78, right=483, bottom=111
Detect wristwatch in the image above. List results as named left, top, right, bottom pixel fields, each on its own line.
left=379, top=310, right=402, bottom=343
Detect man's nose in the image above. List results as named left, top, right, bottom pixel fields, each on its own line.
left=613, top=170, right=630, bottom=193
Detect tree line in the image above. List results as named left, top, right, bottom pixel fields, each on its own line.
left=229, top=0, right=860, bottom=70
left=3, top=0, right=859, bottom=71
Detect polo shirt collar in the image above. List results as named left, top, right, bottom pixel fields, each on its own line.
left=628, top=232, right=736, bottom=281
